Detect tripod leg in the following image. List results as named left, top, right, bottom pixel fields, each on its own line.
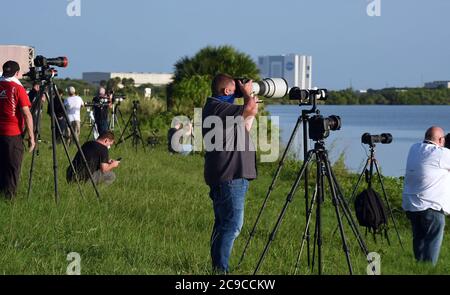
left=316, top=159, right=324, bottom=275
left=330, top=165, right=370, bottom=256
left=48, top=89, right=59, bottom=203
left=374, top=160, right=404, bottom=250
left=136, top=120, right=146, bottom=152
left=53, top=84, right=101, bottom=200
left=54, top=117, right=85, bottom=199
left=323, top=157, right=353, bottom=274
left=302, top=113, right=311, bottom=267
left=293, top=183, right=318, bottom=274
left=349, top=159, right=370, bottom=204
left=238, top=116, right=303, bottom=267
left=27, top=96, right=44, bottom=199
left=116, top=114, right=132, bottom=147
left=253, top=150, right=315, bottom=275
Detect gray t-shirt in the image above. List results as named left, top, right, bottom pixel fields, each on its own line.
left=202, top=97, right=257, bottom=186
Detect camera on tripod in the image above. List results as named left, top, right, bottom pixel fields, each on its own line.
left=23, top=55, right=69, bottom=82
left=308, top=115, right=341, bottom=141
left=361, top=133, right=393, bottom=146
left=234, top=77, right=289, bottom=98
left=132, top=100, right=140, bottom=107
left=289, top=87, right=328, bottom=105
left=112, top=94, right=126, bottom=105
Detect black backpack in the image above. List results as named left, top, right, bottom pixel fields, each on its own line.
left=354, top=188, right=388, bottom=234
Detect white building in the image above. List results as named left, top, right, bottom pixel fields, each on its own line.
left=258, top=54, right=312, bottom=89
left=424, top=81, right=450, bottom=89
left=82, top=72, right=174, bottom=87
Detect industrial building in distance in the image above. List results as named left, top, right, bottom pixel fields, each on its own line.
left=258, top=54, right=312, bottom=89
left=424, top=80, right=450, bottom=89
left=82, top=72, right=174, bottom=87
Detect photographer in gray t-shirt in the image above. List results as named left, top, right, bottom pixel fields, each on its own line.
left=202, top=73, right=259, bottom=273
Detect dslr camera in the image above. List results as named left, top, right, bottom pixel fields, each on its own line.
left=308, top=115, right=341, bottom=141
left=361, top=133, right=393, bottom=146
left=289, top=87, right=328, bottom=105
left=23, top=55, right=69, bottom=81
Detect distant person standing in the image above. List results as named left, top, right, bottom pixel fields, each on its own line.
left=47, top=88, right=68, bottom=144
left=64, top=86, right=84, bottom=144
left=28, top=82, right=42, bottom=106
left=0, top=61, right=35, bottom=198
left=28, top=81, right=45, bottom=139
left=93, top=87, right=111, bottom=136
left=402, top=126, right=450, bottom=265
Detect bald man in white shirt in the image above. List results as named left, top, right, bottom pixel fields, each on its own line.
left=403, top=126, right=450, bottom=265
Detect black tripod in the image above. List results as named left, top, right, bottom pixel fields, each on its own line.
left=27, top=73, right=100, bottom=202
left=253, top=139, right=369, bottom=275
left=349, top=144, right=404, bottom=249
left=238, top=107, right=316, bottom=268
left=116, top=100, right=146, bottom=152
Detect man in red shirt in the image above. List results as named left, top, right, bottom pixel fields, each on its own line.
left=0, top=60, right=35, bottom=198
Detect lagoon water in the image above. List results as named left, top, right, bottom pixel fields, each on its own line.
left=266, top=105, right=450, bottom=177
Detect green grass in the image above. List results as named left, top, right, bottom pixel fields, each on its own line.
left=0, top=114, right=449, bottom=275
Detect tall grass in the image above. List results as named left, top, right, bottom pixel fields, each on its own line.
left=0, top=113, right=448, bottom=275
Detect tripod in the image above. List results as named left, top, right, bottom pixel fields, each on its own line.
left=27, top=75, right=100, bottom=202
left=85, top=108, right=99, bottom=141
left=348, top=144, right=404, bottom=249
left=116, top=101, right=146, bottom=152
left=109, top=103, right=124, bottom=133
left=253, top=139, right=369, bottom=275
left=238, top=107, right=316, bottom=268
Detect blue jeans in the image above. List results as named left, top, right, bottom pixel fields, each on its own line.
left=180, top=144, right=193, bottom=156
left=209, top=178, right=249, bottom=273
left=406, top=209, right=445, bottom=265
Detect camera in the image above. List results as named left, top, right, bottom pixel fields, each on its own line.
left=308, top=115, right=341, bottom=141
left=112, top=94, right=126, bottom=104
left=444, top=133, right=450, bottom=149
left=289, top=87, right=328, bottom=104
left=23, top=55, right=69, bottom=82
left=361, top=133, right=393, bottom=146
left=234, top=78, right=288, bottom=98
left=34, top=56, right=68, bottom=68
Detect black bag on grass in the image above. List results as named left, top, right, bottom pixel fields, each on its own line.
left=354, top=188, right=388, bottom=233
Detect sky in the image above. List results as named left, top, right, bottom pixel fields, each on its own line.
left=1, top=0, right=449, bottom=90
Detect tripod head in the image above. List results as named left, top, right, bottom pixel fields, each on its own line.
left=132, top=100, right=140, bottom=112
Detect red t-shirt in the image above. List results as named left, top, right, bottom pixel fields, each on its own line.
left=0, top=79, right=32, bottom=136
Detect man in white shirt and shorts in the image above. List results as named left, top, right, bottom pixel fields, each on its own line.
left=64, top=86, right=84, bottom=144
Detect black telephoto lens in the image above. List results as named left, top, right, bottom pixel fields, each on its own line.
left=326, top=115, right=341, bottom=131
left=361, top=133, right=393, bottom=145
left=445, top=133, right=450, bottom=149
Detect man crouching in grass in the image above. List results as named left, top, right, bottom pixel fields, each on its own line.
left=67, top=130, right=120, bottom=185
left=202, top=74, right=259, bottom=274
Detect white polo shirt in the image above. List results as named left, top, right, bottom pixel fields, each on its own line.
left=64, top=95, right=84, bottom=122
left=402, top=141, right=450, bottom=215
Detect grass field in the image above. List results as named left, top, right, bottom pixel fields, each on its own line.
left=0, top=113, right=449, bottom=275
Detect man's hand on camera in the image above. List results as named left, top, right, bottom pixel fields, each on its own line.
left=237, top=80, right=254, bottom=99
